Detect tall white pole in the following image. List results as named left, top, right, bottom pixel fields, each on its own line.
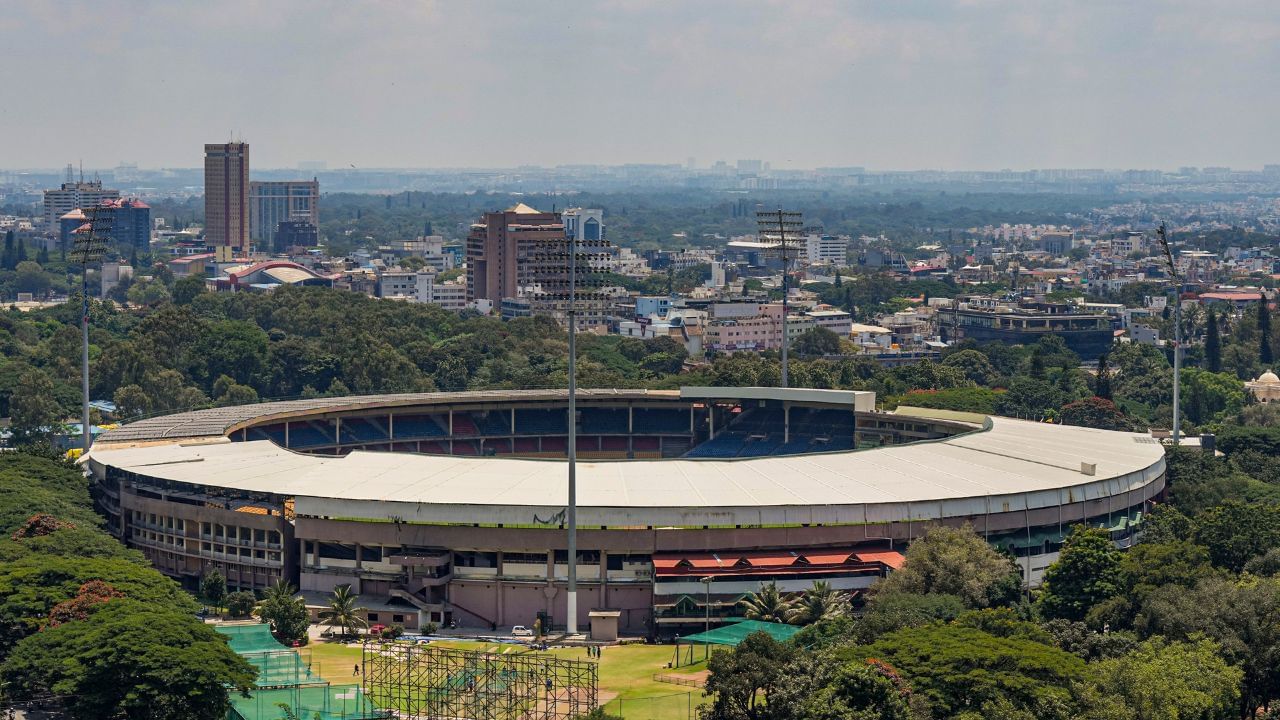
left=1172, top=288, right=1182, bottom=445
left=81, top=273, right=91, bottom=452
left=566, top=230, right=578, bottom=635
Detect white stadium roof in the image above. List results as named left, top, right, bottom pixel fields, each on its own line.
left=87, top=415, right=1165, bottom=529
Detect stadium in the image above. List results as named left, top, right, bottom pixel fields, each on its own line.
left=85, top=387, right=1166, bottom=637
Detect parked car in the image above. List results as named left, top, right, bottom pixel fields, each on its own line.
left=511, top=625, right=533, bottom=637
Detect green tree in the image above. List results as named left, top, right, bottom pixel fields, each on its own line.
left=1136, top=576, right=1280, bottom=718
left=8, top=369, right=64, bottom=447
left=873, top=524, right=1020, bottom=608
left=1193, top=501, right=1280, bottom=572
left=785, top=580, right=850, bottom=625
left=1036, top=526, right=1122, bottom=622
left=318, top=584, right=368, bottom=637
left=1205, top=307, right=1222, bottom=373
left=1080, top=637, right=1240, bottom=720
left=225, top=590, right=257, bottom=618
left=738, top=581, right=797, bottom=623
left=943, top=349, right=1001, bottom=386
left=200, top=568, right=227, bottom=611
left=13, top=261, right=50, bottom=296
left=112, top=384, right=153, bottom=419
left=172, top=274, right=207, bottom=305
left=800, top=659, right=915, bottom=720
left=792, top=327, right=842, bottom=357
left=1094, top=352, right=1113, bottom=400
left=257, top=580, right=310, bottom=644
left=0, top=599, right=256, bottom=720
left=1058, top=397, right=1134, bottom=431
left=703, top=631, right=797, bottom=720
left=996, top=377, right=1063, bottom=419
left=842, top=624, right=1086, bottom=718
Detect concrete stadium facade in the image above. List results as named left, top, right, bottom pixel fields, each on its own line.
left=85, top=388, right=1166, bottom=637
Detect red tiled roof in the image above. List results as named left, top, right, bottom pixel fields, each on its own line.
left=854, top=550, right=906, bottom=570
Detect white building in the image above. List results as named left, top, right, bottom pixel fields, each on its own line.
left=43, top=180, right=119, bottom=230
left=562, top=208, right=603, bottom=243
left=804, top=233, right=850, bottom=265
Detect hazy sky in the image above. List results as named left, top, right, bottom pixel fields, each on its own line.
left=3, top=0, right=1277, bottom=171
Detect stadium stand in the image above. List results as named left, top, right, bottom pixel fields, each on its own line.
left=390, top=415, right=447, bottom=439
left=632, top=408, right=688, bottom=434
left=515, top=409, right=567, bottom=435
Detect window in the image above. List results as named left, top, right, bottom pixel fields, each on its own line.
left=392, top=614, right=404, bottom=623
left=360, top=546, right=381, bottom=563
left=318, top=542, right=357, bottom=561
left=368, top=613, right=380, bottom=622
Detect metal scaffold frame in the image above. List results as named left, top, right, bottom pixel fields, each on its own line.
left=362, top=642, right=598, bottom=720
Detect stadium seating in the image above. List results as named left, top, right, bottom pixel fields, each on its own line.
left=579, top=408, right=629, bottom=434
left=684, top=432, right=747, bottom=458
left=450, top=414, right=480, bottom=436
left=632, top=409, right=689, bottom=434
left=285, top=422, right=333, bottom=449
left=339, top=417, right=388, bottom=443
left=474, top=411, right=512, bottom=436
left=391, top=415, right=447, bottom=439
left=513, top=438, right=540, bottom=454
left=515, top=409, right=568, bottom=435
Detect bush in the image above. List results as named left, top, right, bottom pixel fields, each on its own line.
left=225, top=591, right=257, bottom=618
left=423, top=621, right=439, bottom=636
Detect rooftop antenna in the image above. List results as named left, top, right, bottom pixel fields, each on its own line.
left=757, top=209, right=804, bottom=387
left=1156, top=223, right=1182, bottom=446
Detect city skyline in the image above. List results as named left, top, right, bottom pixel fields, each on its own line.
left=3, top=1, right=1277, bottom=171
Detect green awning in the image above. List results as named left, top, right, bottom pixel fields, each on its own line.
left=677, top=619, right=800, bottom=647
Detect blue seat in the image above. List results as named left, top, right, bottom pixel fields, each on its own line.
left=391, top=416, right=446, bottom=439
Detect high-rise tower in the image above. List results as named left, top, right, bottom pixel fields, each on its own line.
left=204, top=142, right=249, bottom=253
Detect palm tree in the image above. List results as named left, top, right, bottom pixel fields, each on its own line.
left=262, top=578, right=298, bottom=607
left=738, top=582, right=796, bottom=623
left=785, top=581, right=849, bottom=625
left=318, top=584, right=369, bottom=637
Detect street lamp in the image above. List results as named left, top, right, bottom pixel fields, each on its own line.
left=700, top=575, right=714, bottom=635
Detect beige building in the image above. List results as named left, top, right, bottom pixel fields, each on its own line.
left=204, top=142, right=250, bottom=252
left=249, top=179, right=319, bottom=250
left=1247, top=371, right=1280, bottom=403
left=43, top=180, right=118, bottom=230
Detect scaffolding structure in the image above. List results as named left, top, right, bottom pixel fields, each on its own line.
left=362, top=642, right=598, bottom=720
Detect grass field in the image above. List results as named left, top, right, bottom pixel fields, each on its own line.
left=297, top=639, right=712, bottom=719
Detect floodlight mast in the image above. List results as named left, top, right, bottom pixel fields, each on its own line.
left=756, top=210, right=804, bottom=387
left=1156, top=223, right=1182, bottom=446
left=531, top=216, right=612, bottom=636
left=72, top=205, right=110, bottom=452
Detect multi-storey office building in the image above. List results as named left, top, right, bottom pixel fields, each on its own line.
left=249, top=179, right=319, bottom=250
left=204, top=142, right=250, bottom=252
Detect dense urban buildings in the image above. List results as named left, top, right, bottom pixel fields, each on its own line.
left=249, top=179, right=319, bottom=250
left=203, top=142, right=250, bottom=252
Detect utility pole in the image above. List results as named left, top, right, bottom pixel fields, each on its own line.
left=1156, top=223, right=1182, bottom=446
left=532, top=210, right=612, bottom=636
left=757, top=210, right=803, bottom=387
left=71, top=204, right=110, bottom=452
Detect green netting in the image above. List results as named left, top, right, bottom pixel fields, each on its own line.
left=677, top=620, right=800, bottom=647
left=217, top=623, right=291, bottom=655
left=228, top=684, right=382, bottom=720
left=243, top=651, right=326, bottom=688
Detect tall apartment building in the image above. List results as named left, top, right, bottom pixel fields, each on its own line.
left=43, top=180, right=119, bottom=231
left=249, top=179, right=319, bottom=250
left=204, top=142, right=249, bottom=252
left=465, top=203, right=564, bottom=304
